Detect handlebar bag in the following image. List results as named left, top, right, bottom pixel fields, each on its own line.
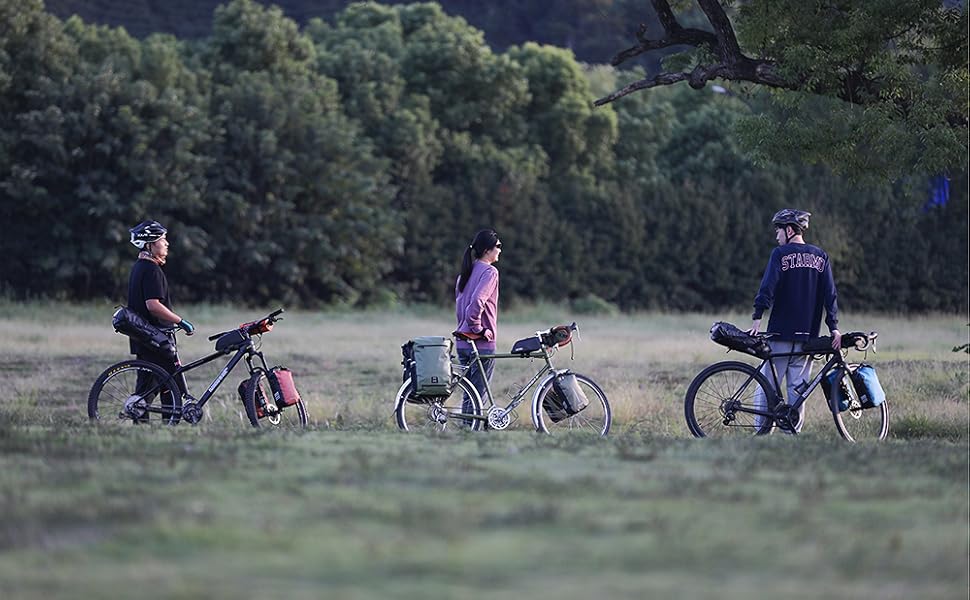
left=267, top=367, right=302, bottom=408
left=849, top=364, right=886, bottom=408
left=410, top=336, right=454, bottom=397
left=542, top=371, right=589, bottom=423
left=112, top=306, right=175, bottom=359
left=710, top=322, right=771, bottom=359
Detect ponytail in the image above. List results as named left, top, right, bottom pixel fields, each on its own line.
left=457, top=229, right=499, bottom=292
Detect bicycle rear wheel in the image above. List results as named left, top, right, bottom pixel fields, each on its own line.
left=685, top=361, right=776, bottom=437
left=394, top=376, right=484, bottom=432
left=832, top=364, right=890, bottom=441
left=88, top=360, right=181, bottom=425
left=242, top=371, right=309, bottom=429
left=533, top=373, right=611, bottom=436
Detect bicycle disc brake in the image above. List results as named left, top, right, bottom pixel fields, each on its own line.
left=487, top=406, right=512, bottom=430
left=181, top=400, right=204, bottom=424
left=427, top=403, right=450, bottom=425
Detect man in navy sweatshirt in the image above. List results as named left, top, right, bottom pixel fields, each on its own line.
left=749, top=209, right=841, bottom=432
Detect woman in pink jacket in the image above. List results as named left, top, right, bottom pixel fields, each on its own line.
left=455, top=229, right=502, bottom=412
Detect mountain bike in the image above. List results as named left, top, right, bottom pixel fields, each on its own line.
left=88, top=308, right=308, bottom=428
left=684, top=330, right=889, bottom=441
left=393, top=323, right=611, bottom=435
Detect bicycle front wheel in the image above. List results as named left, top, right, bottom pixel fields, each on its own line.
left=832, top=364, right=890, bottom=442
left=394, top=376, right=484, bottom=432
left=533, top=373, right=611, bottom=436
left=242, top=371, right=309, bottom=429
left=88, top=359, right=181, bottom=425
left=685, top=361, right=776, bottom=437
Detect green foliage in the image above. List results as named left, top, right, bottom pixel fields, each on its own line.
left=0, top=0, right=967, bottom=314
left=732, top=0, right=969, bottom=180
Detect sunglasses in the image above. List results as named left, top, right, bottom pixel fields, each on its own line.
left=494, top=243, right=502, bottom=249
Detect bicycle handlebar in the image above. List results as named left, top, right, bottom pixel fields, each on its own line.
left=207, top=307, right=286, bottom=341
left=844, top=331, right=877, bottom=352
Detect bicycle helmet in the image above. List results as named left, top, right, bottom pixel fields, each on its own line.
left=129, top=220, right=167, bottom=248
left=771, top=209, right=811, bottom=232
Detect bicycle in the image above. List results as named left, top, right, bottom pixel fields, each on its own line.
left=88, top=308, right=308, bottom=428
left=684, top=329, right=889, bottom=441
left=393, top=323, right=612, bottom=435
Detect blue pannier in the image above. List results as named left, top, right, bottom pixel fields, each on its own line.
left=821, top=368, right=852, bottom=412
left=850, top=364, right=886, bottom=408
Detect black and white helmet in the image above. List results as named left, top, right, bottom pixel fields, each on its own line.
left=129, top=220, right=167, bottom=248
left=771, top=209, right=811, bottom=232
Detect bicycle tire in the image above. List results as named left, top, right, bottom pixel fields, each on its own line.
left=242, top=371, right=309, bottom=429
left=394, top=376, right=484, bottom=432
left=685, top=361, right=777, bottom=437
left=88, top=359, right=181, bottom=425
left=532, top=373, right=611, bottom=436
left=832, top=363, right=890, bottom=442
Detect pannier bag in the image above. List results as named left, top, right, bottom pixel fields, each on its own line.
left=850, top=364, right=886, bottom=409
left=267, top=367, right=302, bottom=408
left=709, top=322, right=771, bottom=359
left=237, top=378, right=272, bottom=417
left=112, top=306, right=175, bottom=359
left=411, top=336, right=455, bottom=397
left=542, top=371, right=590, bottom=423
left=401, top=341, right=415, bottom=383
left=215, top=329, right=250, bottom=354
left=511, top=336, right=542, bottom=356
left=821, top=368, right=853, bottom=412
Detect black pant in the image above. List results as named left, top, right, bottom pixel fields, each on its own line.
left=134, top=336, right=187, bottom=418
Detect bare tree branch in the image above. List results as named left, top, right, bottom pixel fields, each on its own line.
left=609, top=0, right=718, bottom=66
left=593, top=71, right=691, bottom=106
left=651, top=0, right=682, bottom=34
left=595, top=0, right=968, bottom=132
left=695, top=0, right=743, bottom=61
left=598, top=1, right=880, bottom=107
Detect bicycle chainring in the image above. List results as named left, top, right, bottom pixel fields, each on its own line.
left=181, top=401, right=204, bottom=424
left=773, top=403, right=799, bottom=433
left=487, top=406, right=512, bottom=430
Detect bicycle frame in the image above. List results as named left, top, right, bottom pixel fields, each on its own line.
left=139, top=338, right=270, bottom=418
left=460, top=338, right=559, bottom=418
left=730, top=349, right=847, bottom=423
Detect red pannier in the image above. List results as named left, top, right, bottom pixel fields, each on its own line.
left=267, top=367, right=301, bottom=408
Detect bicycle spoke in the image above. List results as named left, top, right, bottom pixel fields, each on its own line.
left=536, top=374, right=611, bottom=436
left=685, top=362, right=773, bottom=437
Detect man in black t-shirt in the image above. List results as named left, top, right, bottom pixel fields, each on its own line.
left=127, top=221, right=196, bottom=407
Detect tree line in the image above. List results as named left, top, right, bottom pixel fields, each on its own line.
left=1, top=0, right=967, bottom=313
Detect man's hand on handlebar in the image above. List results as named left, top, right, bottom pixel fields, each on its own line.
left=178, top=319, right=196, bottom=336
left=831, top=329, right=841, bottom=350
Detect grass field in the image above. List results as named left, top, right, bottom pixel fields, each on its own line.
left=1, top=302, right=967, bottom=598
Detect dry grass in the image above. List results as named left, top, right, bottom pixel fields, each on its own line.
left=1, top=302, right=966, bottom=438
left=0, top=303, right=967, bottom=599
